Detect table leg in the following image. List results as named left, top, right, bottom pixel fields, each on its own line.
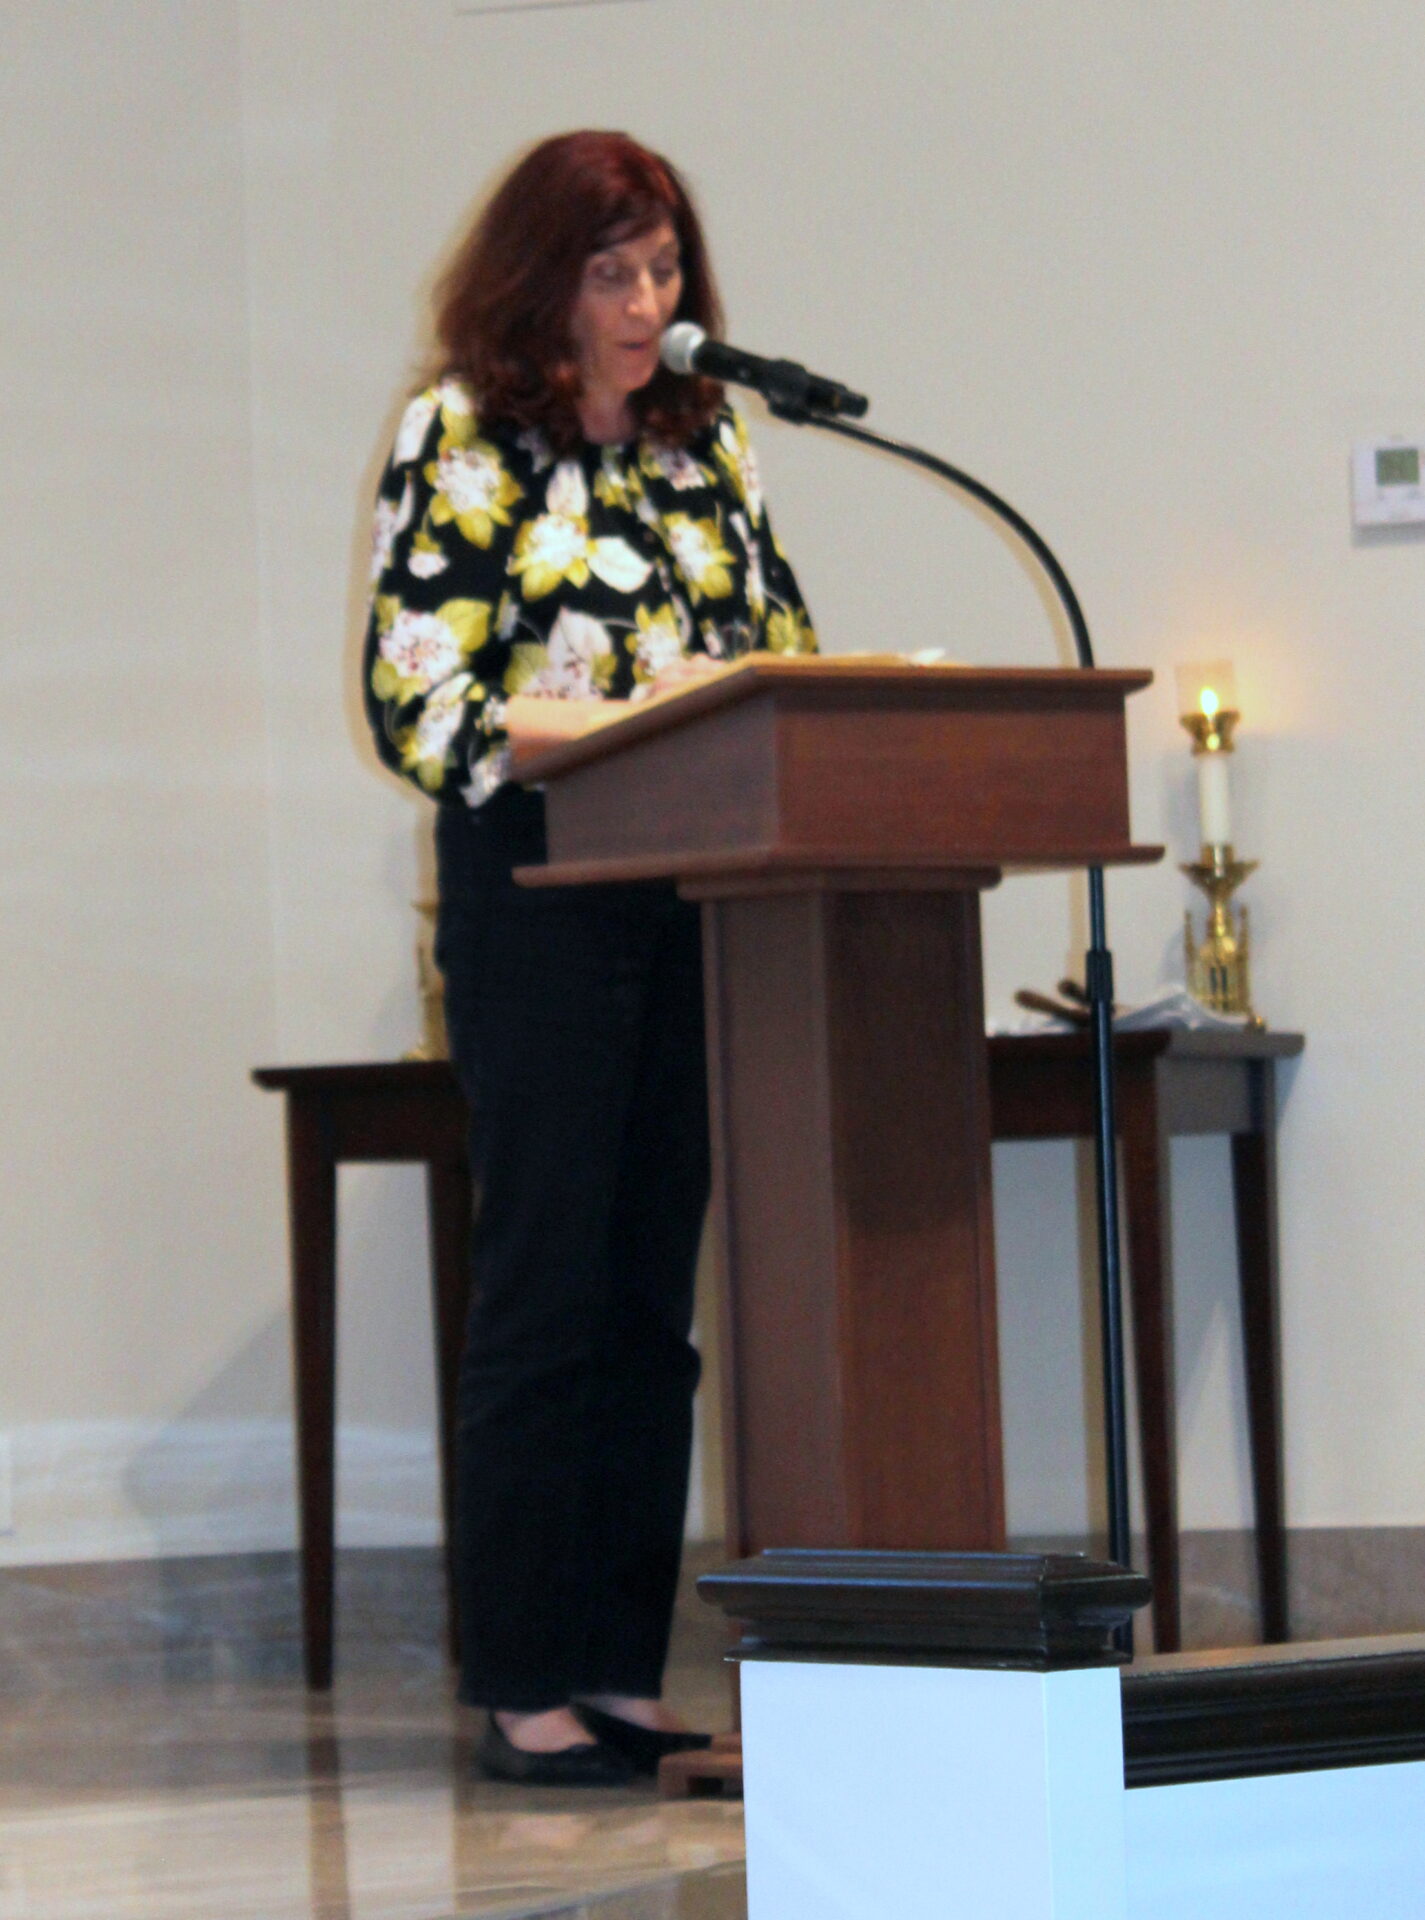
left=1118, top=1066, right=1182, bottom=1652
left=285, top=1095, right=338, bottom=1691
left=1231, top=1064, right=1290, bottom=1643
left=426, top=1155, right=474, bottom=1664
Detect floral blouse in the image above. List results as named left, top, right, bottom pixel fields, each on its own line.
left=363, top=378, right=816, bottom=804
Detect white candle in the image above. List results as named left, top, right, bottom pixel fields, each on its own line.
left=1197, top=750, right=1232, bottom=847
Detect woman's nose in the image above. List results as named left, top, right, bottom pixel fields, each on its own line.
left=626, top=272, right=659, bottom=320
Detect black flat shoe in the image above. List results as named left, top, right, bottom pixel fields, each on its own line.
left=574, top=1705, right=714, bottom=1776
left=476, top=1718, right=635, bottom=1787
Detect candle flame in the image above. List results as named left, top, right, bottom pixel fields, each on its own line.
left=1176, top=659, right=1238, bottom=729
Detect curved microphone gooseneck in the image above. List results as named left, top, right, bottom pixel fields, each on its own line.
left=769, top=402, right=1136, bottom=1606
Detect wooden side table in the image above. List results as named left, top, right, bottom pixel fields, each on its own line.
left=251, top=1062, right=472, bottom=1689
left=988, top=1026, right=1303, bottom=1651
left=255, top=1027, right=1301, bottom=1685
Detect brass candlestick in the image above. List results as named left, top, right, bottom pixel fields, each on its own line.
left=1181, top=845, right=1258, bottom=1018
left=1176, top=661, right=1261, bottom=1023
left=403, top=899, right=449, bottom=1061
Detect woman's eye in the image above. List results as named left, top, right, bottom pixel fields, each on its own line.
left=587, top=255, right=681, bottom=293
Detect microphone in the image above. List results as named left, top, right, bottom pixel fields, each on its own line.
left=660, top=322, right=868, bottom=421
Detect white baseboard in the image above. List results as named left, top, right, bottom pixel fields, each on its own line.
left=0, top=1420, right=442, bottom=1566
left=0, top=1417, right=711, bottom=1566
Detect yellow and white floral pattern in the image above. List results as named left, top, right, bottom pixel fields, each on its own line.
left=767, top=606, right=816, bottom=655
left=628, top=602, right=686, bottom=688
left=397, top=673, right=479, bottom=791
left=364, top=381, right=814, bottom=801
left=427, top=433, right=522, bottom=550
left=641, top=443, right=712, bottom=493
left=505, top=608, right=618, bottom=700
left=714, top=412, right=763, bottom=524
left=370, top=596, right=491, bottom=706
left=510, top=462, right=653, bottom=600
left=370, top=478, right=414, bottom=583
left=661, top=514, right=735, bottom=603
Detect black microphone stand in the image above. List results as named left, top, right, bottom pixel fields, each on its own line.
left=769, top=397, right=1136, bottom=1623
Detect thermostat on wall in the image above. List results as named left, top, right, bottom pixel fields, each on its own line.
left=1352, top=438, right=1425, bottom=526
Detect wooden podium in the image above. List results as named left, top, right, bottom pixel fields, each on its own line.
left=520, top=656, right=1159, bottom=1564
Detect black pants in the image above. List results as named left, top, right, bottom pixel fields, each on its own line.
left=435, top=789, right=710, bottom=1711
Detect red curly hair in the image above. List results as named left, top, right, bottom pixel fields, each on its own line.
left=433, top=131, right=724, bottom=452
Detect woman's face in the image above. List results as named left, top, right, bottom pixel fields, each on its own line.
left=569, top=219, right=684, bottom=415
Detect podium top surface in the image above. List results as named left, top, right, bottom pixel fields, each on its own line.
left=518, top=654, right=1153, bottom=788
left=515, top=654, right=1160, bottom=889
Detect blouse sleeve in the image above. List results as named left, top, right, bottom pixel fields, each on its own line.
left=757, top=508, right=817, bottom=657
left=362, top=385, right=524, bottom=799
left=711, top=408, right=817, bottom=657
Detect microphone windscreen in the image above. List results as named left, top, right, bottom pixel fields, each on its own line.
left=660, top=322, right=706, bottom=376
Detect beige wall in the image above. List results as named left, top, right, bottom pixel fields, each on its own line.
left=2, top=4, right=285, bottom=1555
left=3, top=0, right=1423, bottom=1560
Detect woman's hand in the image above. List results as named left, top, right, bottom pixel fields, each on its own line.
left=647, top=655, right=730, bottom=698
left=505, top=657, right=730, bottom=773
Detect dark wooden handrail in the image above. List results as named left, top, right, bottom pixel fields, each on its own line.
left=1123, top=1632, right=1425, bottom=1786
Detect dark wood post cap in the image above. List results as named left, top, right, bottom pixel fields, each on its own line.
left=699, top=1549, right=1152, bottom=1671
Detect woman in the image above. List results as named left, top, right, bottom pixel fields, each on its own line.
left=364, top=130, right=814, bottom=1785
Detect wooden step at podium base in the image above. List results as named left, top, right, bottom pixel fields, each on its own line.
left=659, top=1732, right=744, bottom=1799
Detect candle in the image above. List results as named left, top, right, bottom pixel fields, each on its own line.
left=1177, top=664, right=1240, bottom=849
left=1198, top=749, right=1232, bottom=847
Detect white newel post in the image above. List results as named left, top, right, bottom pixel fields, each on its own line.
left=700, top=1550, right=1151, bottom=1920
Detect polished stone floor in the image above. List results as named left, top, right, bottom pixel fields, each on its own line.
left=5, top=1527, right=1417, bottom=1917
left=0, top=1548, right=743, bottom=1920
